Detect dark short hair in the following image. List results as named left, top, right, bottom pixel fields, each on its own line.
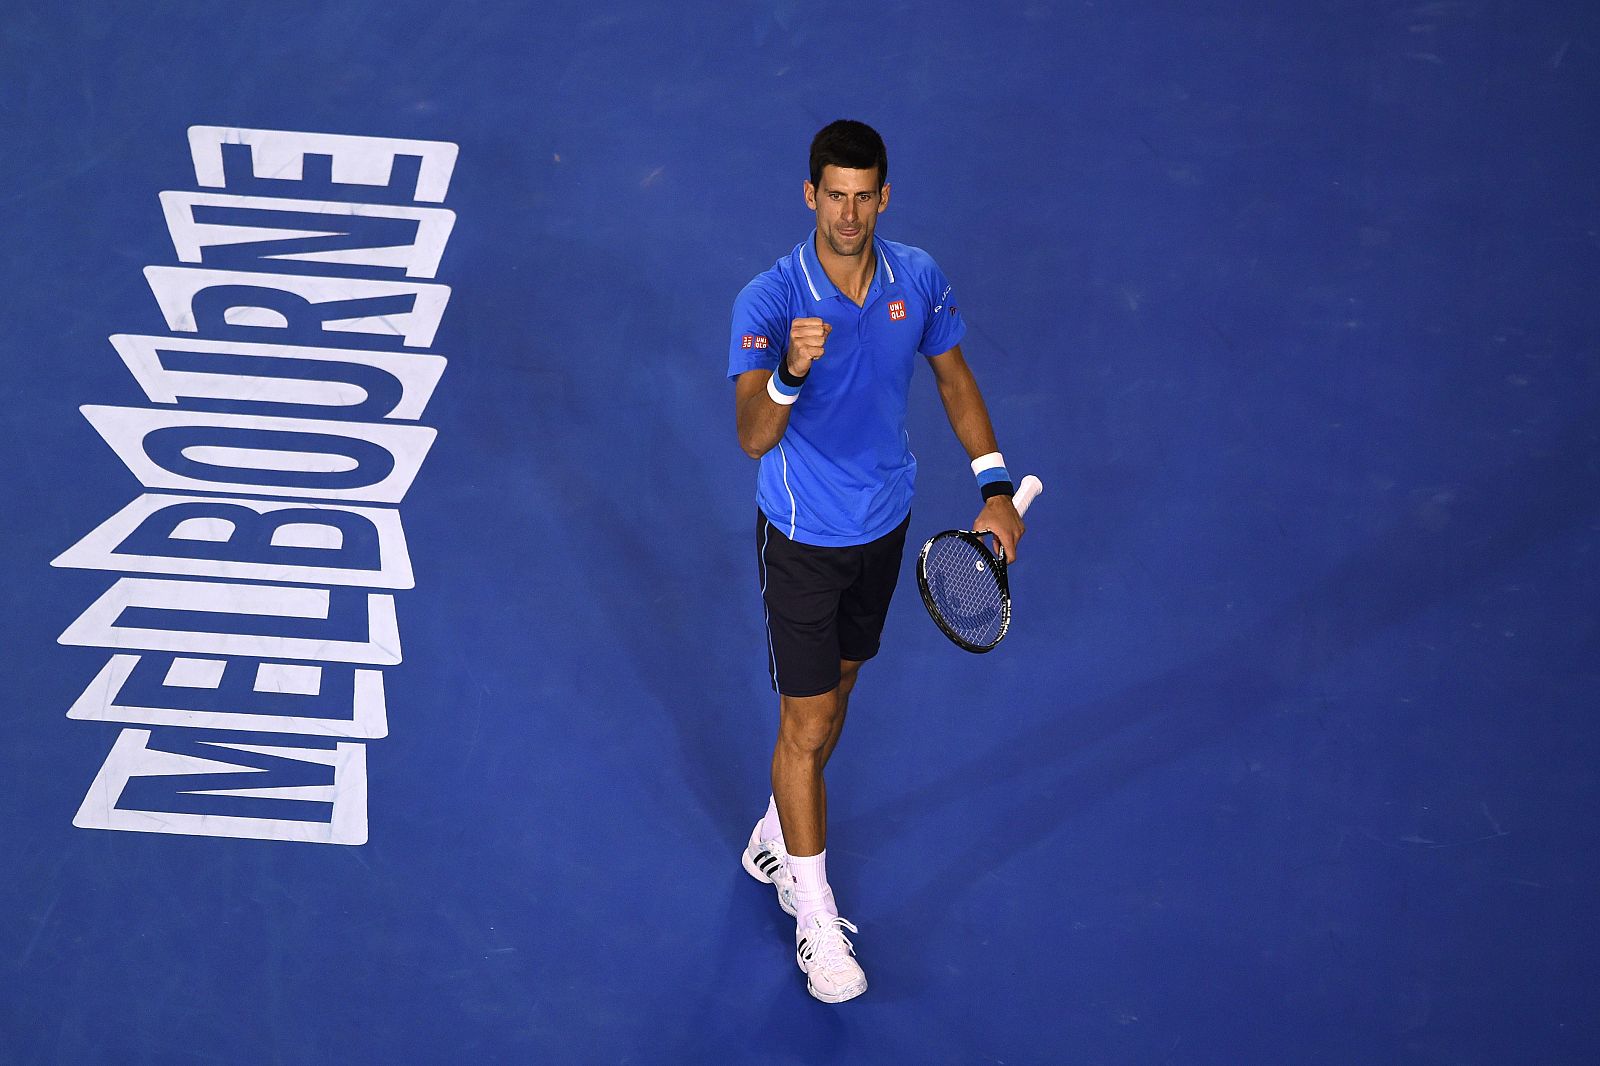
left=809, top=120, right=888, bottom=189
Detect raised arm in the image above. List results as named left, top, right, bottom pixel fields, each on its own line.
left=735, top=318, right=830, bottom=458
left=927, top=344, right=1026, bottom=561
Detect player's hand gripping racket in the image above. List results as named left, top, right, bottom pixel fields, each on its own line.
left=916, top=474, right=1043, bottom=653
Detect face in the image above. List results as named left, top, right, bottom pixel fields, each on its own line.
left=805, top=165, right=890, bottom=259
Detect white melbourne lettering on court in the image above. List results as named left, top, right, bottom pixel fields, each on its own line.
left=53, top=127, right=459, bottom=844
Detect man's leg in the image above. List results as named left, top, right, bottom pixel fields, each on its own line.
left=819, top=658, right=862, bottom=769
left=746, top=658, right=862, bottom=917
left=759, top=512, right=904, bottom=852
left=771, top=687, right=839, bottom=858
left=747, top=515, right=885, bottom=1003
left=772, top=658, right=861, bottom=855
left=745, top=512, right=851, bottom=916
left=761, top=657, right=862, bottom=844
left=772, top=676, right=867, bottom=1003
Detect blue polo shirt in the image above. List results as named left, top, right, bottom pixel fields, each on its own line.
left=728, top=232, right=967, bottom=546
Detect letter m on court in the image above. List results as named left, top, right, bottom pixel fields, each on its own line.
left=74, top=728, right=368, bottom=844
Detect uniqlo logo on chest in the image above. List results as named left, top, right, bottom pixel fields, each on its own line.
left=741, top=334, right=754, bottom=349
left=888, top=300, right=906, bottom=321
left=754, top=336, right=769, bottom=349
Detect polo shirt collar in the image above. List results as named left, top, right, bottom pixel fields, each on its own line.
left=797, top=231, right=898, bottom=304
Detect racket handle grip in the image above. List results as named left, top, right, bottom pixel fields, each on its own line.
left=1013, top=474, right=1043, bottom=517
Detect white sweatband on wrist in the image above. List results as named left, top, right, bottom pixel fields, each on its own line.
left=767, top=373, right=801, bottom=406
left=971, top=451, right=1014, bottom=499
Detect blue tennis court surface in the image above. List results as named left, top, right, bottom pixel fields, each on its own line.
left=3, top=2, right=1597, bottom=1062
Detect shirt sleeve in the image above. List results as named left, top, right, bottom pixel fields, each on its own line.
left=727, top=277, right=789, bottom=380
left=917, top=260, right=967, bottom=357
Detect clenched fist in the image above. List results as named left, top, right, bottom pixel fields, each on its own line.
left=787, top=318, right=831, bottom=377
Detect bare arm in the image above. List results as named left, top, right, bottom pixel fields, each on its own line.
left=735, top=369, right=790, bottom=458
left=927, top=343, right=1000, bottom=457
left=734, top=318, right=830, bottom=459
left=927, top=344, right=1026, bottom=561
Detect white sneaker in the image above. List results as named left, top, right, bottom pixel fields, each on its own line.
left=795, top=913, right=867, bottom=1003
left=741, top=821, right=797, bottom=917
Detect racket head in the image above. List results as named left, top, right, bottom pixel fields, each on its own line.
left=916, top=528, right=1011, bottom=653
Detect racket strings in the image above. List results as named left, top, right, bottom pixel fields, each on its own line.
left=923, top=535, right=1005, bottom=646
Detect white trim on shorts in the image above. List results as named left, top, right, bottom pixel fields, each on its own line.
left=758, top=514, right=781, bottom=692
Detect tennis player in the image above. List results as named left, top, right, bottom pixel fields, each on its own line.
left=728, top=120, right=1024, bottom=1002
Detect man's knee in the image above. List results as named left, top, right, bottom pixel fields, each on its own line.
left=778, top=691, right=841, bottom=753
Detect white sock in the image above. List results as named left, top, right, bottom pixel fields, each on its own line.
left=759, top=794, right=785, bottom=846
left=787, top=850, right=837, bottom=926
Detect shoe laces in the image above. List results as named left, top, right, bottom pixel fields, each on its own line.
left=799, top=916, right=859, bottom=973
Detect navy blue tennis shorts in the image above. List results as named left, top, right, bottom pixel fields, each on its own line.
left=756, top=509, right=910, bottom=698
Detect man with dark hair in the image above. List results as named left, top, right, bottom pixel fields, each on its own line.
left=728, top=119, right=1024, bottom=1003
left=807, top=117, right=889, bottom=188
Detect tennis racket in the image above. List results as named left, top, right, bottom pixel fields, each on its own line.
left=916, top=474, right=1043, bottom=653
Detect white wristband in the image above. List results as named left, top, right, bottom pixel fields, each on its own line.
left=766, top=373, right=800, bottom=406
left=972, top=450, right=1014, bottom=498
left=970, top=451, right=1006, bottom=476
